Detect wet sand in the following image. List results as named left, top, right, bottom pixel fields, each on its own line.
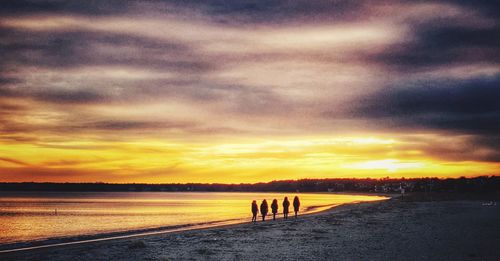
left=1, top=196, right=499, bottom=260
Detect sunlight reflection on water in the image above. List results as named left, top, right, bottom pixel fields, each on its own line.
left=0, top=192, right=386, bottom=244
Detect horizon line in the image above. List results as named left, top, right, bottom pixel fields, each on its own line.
left=1, top=175, right=498, bottom=186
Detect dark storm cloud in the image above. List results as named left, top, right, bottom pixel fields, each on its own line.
left=0, top=0, right=130, bottom=16
left=470, top=136, right=500, bottom=162
left=353, top=75, right=500, bottom=134
left=0, top=86, right=107, bottom=104
left=1, top=0, right=497, bottom=25
left=61, top=119, right=246, bottom=137
left=371, top=0, right=500, bottom=72
left=34, top=89, right=107, bottom=104
left=0, top=0, right=364, bottom=23
left=443, top=0, right=500, bottom=18
left=393, top=134, right=500, bottom=163
left=0, top=28, right=211, bottom=72
left=0, top=114, right=195, bottom=137
left=1, top=80, right=286, bottom=113
left=83, top=120, right=195, bottom=131
left=172, top=0, right=365, bottom=24
left=374, top=24, right=500, bottom=70
left=0, top=77, right=20, bottom=85
left=347, top=75, right=500, bottom=163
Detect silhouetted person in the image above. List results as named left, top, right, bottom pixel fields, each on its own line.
left=271, top=199, right=278, bottom=220
left=293, top=196, right=300, bottom=218
left=251, top=200, right=258, bottom=222
left=260, top=199, right=269, bottom=221
left=282, top=197, right=290, bottom=219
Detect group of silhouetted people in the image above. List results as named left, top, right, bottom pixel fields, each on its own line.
left=251, top=196, right=300, bottom=222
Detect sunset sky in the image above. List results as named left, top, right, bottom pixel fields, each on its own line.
left=0, top=1, right=499, bottom=183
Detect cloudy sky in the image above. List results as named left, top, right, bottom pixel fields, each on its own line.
left=0, top=0, right=499, bottom=183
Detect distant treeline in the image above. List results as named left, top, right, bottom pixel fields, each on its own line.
left=0, top=176, right=499, bottom=193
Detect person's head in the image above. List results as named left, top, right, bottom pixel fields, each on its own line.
left=252, top=200, right=256, bottom=204
left=284, top=196, right=288, bottom=201
left=294, top=196, right=298, bottom=200
left=273, top=199, right=277, bottom=203
left=263, top=199, right=267, bottom=203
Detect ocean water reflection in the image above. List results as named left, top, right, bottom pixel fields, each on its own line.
left=0, top=192, right=386, bottom=244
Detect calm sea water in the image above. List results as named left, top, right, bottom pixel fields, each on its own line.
left=0, top=192, right=385, bottom=244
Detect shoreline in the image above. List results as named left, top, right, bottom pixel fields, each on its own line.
left=0, top=195, right=390, bottom=254
left=2, top=196, right=499, bottom=260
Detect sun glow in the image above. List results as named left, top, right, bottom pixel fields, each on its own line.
left=343, top=159, right=425, bottom=172
left=1, top=135, right=498, bottom=183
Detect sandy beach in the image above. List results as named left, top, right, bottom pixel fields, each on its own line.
left=1, top=195, right=499, bottom=261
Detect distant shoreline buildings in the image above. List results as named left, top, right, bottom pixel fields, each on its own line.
left=0, top=176, right=498, bottom=194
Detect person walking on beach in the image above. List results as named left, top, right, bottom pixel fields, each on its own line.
left=251, top=200, right=259, bottom=222
left=260, top=199, right=269, bottom=221
left=271, top=199, right=278, bottom=220
left=293, top=196, right=300, bottom=218
left=282, top=197, right=290, bottom=219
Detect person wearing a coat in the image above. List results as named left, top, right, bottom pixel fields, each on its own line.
left=282, top=197, right=290, bottom=219
left=260, top=199, right=269, bottom=221
left=271, top=199, right=279, bottom=220
left=251, top=200, right=258, bottom=222
left=293, top=196, right=300, bottom=218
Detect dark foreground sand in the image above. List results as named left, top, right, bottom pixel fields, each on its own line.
left=2, top=196, right=499, bottom=261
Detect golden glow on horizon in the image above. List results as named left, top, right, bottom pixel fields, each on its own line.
left=1, top=135, right=498, bottom=183
left=343, top=159, right=425, bottom=172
